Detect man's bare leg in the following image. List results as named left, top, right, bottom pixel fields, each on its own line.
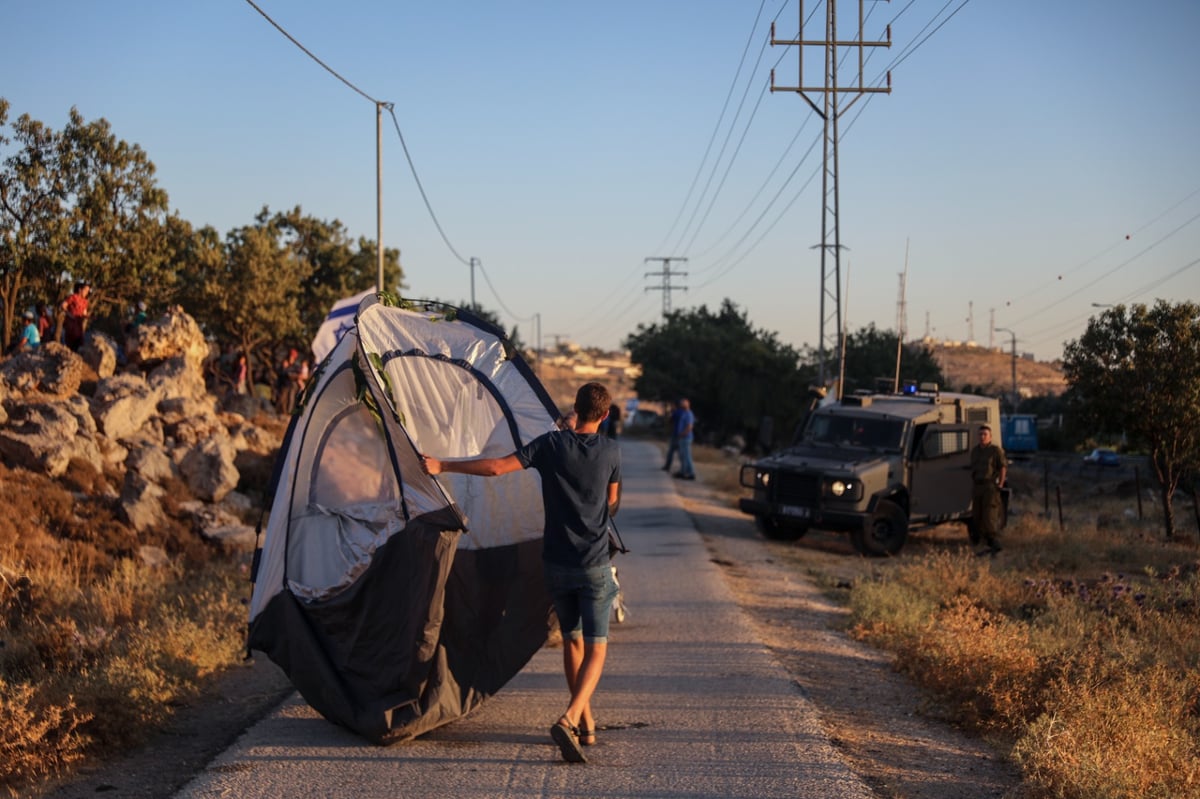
left=562, top=639, right=606, bottom=731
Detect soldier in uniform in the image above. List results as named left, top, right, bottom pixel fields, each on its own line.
left=970, top=424, right=1007, bottom=555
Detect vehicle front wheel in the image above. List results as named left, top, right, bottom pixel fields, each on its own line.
left=851, top=500, right=908, bottom=556
left=755, top=515, right=808, bottom=541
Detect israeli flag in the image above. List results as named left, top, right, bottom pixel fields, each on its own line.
left=311, top=289, right=374, bottom=363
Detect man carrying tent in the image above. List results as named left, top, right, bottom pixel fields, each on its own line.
left=420, top=381, right=621, bottom=764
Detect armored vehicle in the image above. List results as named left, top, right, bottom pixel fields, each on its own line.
left=738, top=384, right=1007, bottom=556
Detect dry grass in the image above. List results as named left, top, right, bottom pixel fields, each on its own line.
left=0, top=463, right=250, bottom=795
left=684, top=436, right=1200, bottom=798
left=849, top=505, right=1200, bottom=799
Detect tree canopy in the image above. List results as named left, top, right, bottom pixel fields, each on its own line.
left=0, top=100, right=407, bottom=370
left=834, top=322, right=944, bottom=395
left=1062, top=300, right=1200, bottom=537
left=624, top=300, right=947, bottom=449
left=624, top=299, right=814, bottom=446
left=0, top=100, right=181, bottom=348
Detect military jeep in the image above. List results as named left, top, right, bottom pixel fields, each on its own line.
left=738, top=385, right=1007, bottom=556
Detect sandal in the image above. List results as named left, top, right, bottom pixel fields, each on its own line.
left=550, top=718, right=587, bottom=763
left=578, top=725, right=596, bottom=746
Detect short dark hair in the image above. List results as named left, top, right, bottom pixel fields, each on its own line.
left=574, top=382, right=611, bottom=423
left=979, top=424, right=992, bottom=433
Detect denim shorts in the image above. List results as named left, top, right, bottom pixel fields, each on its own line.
left=544, top=562, right=618, bottom=644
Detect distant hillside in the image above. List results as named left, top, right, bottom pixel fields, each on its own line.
left=532, top=342, right=1069, bottom=411
left=925, top=340, right=1067, bottom=398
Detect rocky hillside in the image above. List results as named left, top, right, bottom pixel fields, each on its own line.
left=0, top=310, right=282, bottom=559
left=927, top=341, right=1067, bottom=398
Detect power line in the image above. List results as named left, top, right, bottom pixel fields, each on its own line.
left=649, top=0, right=781, bottom=257
left=243, top=0, right=380, bottom=104
left=244, top=0, right=540, bottom=326
left=1011, top=207, right=1200, bottom=329
left=384, top=107, right=469, bottom=267
left=684, top=0, right=963, bottom=289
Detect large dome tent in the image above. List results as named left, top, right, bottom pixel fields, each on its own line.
left=247, top=294, right=562, bottom=744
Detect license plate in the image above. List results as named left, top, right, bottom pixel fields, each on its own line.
left=779, top=505, right=811, bottom=519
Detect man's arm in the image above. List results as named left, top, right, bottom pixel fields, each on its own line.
left=421, top=453, right=522, bottom=477
left=607, top=481, right=620, bottom=516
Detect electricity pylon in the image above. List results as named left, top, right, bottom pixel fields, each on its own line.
left=644, top=257, right=688, bottom=317
left=771, top=1, right=891, bottom=390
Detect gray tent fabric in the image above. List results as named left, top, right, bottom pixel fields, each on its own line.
left=247, top=295, right=562, bottom=744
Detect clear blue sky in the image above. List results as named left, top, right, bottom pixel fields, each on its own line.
left=5, top=1, right=1198, bottom=363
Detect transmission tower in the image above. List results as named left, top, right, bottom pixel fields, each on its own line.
left=644, top=257, right=688, bottom=317
left=771, top=1, right=891, bottom=390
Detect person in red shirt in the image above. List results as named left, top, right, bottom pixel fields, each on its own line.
left=61, top=281, right=91, bottom=351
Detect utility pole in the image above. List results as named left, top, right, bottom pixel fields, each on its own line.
left=376, top=101, right=385, bottom=293
left=644, top=257, right=688, bottom=317
left=994, top=327, right=1018, bottom=413
left=771, top=1, right=891, bottom=387
left=468, top=257, right=479, bottom=308
left=893, top=240, right=908, bottom=392
left=533, top=312, right=542, bottom=378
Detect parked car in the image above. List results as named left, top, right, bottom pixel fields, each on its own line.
left=1083, top=448, right=1120, bottom=466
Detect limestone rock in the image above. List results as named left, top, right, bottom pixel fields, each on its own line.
left=227, top=418, right=278, bottom=454
left=0, top=342, right=86, bottom=396
left=179, top=436, right=240, bottom=503
left=0, top=400, right=80, bottom=477
left=178, top=501, right=256, bottom=551
left=160, top=396, right=223, bottom=447
left=126, top=444, right=178, bottom=484
left=96, top=434, right=130, bottom=468
left=91, top=374, right=161, bottom=442
left=128, top=308, right=209, bottom=373
left=148, top=357, right=207, bottom=402
left=137, top=545, right=171, bottom=569
left=119, top=471, right=167, bottom=533
left=79, top=332, right=119, bottom=379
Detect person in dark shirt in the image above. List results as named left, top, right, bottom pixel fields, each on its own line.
left=969, top=424, right=1007, bottom=555
left=420, top=382, right=620, bottom=763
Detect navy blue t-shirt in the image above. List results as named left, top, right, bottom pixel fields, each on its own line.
left=516, top=430, right=621, bottom=568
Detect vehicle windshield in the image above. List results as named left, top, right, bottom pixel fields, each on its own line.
left=803, top=413, right=905, bottom=451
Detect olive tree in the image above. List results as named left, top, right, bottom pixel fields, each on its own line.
left=1062, top=300, right=1200, bottom=538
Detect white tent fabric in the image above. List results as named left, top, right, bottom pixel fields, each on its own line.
left=310, top=288, right=374, bottom=363
left=247, top=295, right=563, bottom=743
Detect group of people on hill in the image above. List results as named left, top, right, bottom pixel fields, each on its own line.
left=9, top=281, right=90, bottom=355
left=9, top=281, right=150, bottom=357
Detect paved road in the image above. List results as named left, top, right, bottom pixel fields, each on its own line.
left=174, top=440, right=874, bottom=799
